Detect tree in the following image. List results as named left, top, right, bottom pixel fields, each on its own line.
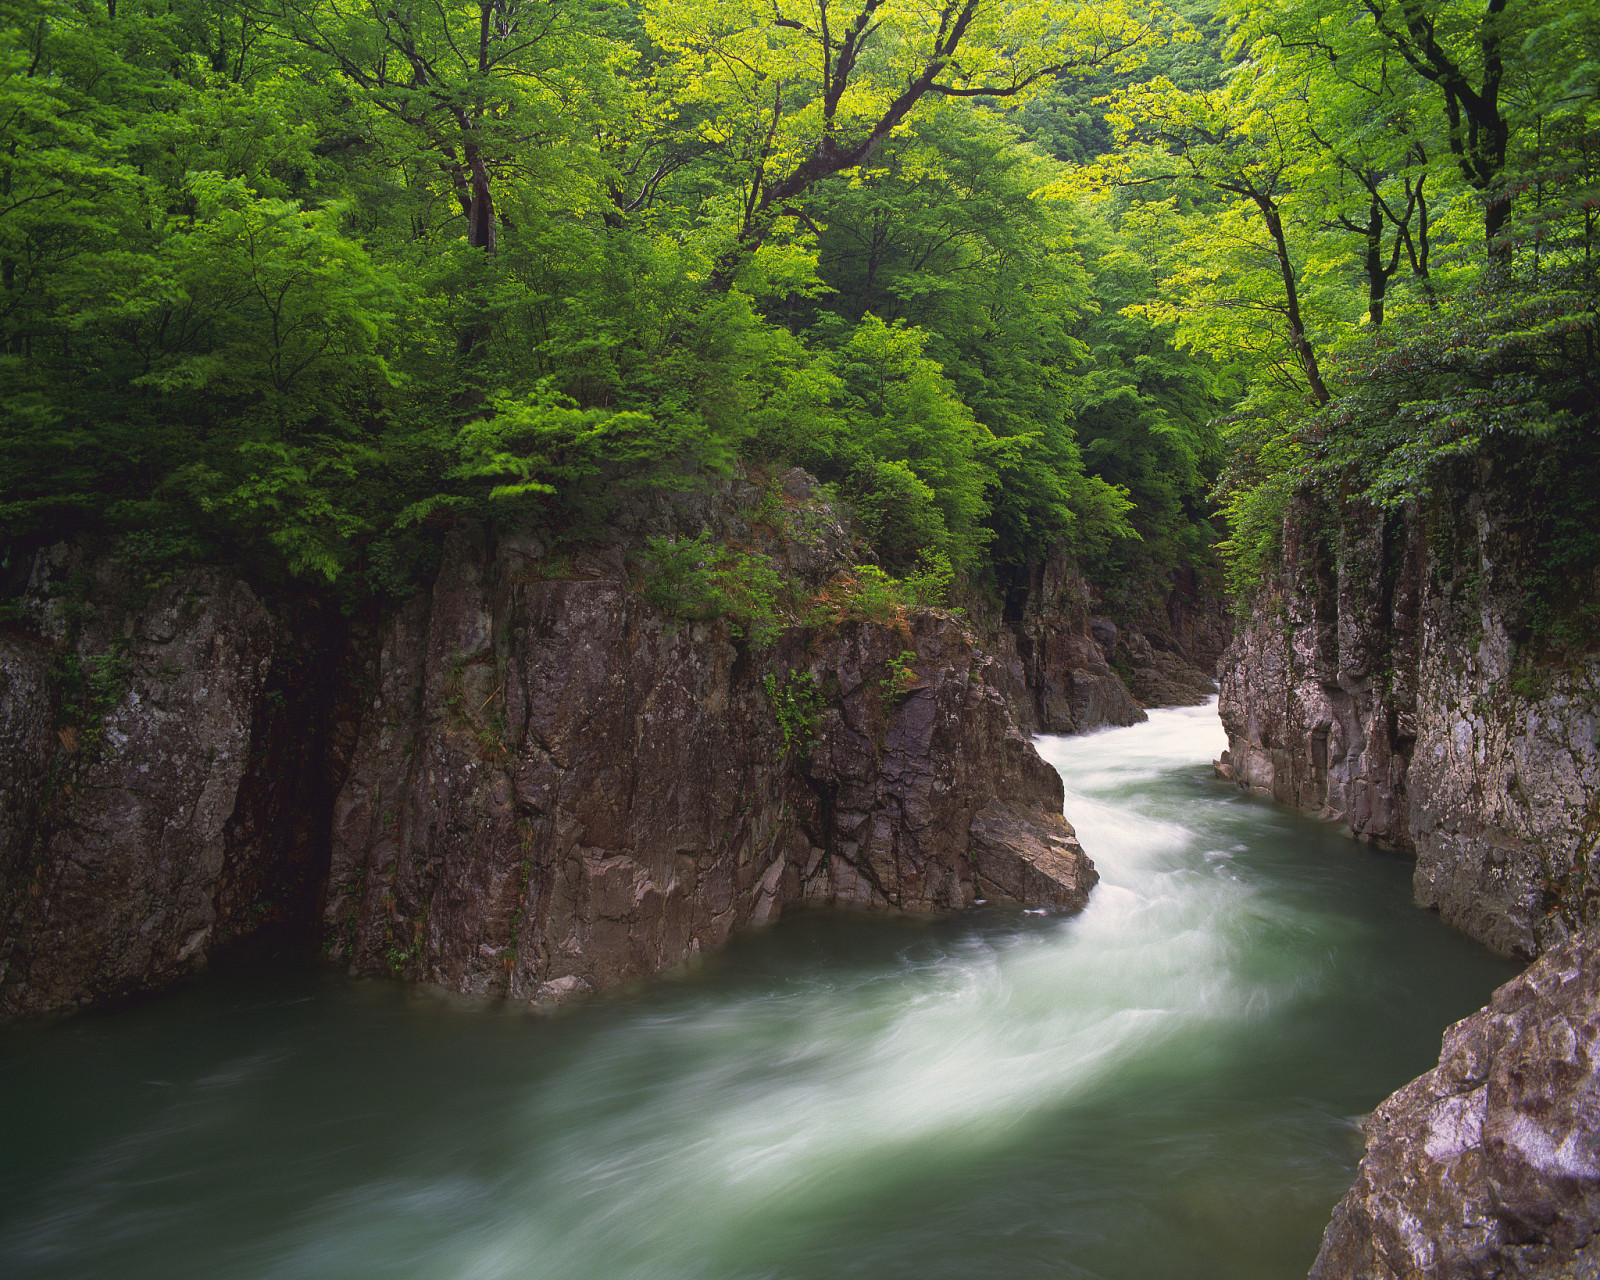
left=1108, top=60, right=1335, bottom=406
left=645, top=0, right=1165, bottom=287
left=1359, top=0, right=1514, bottom=259
left=262, top=0, right=616, bottom=254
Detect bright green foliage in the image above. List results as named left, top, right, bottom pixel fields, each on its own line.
left=0, top=0, right=1222, bottom=618
left=1094, top=0, right=1600, bottom=606
left=805, top=564, right=927, bottom=625
left=782, top=102, right=1209, bottom=590
left=833, top=316, right=995, bottom=568
left=40, top=0, right=1600, bottom=636
left=642, top=0, right=1165, bottom=282
left=879, top=649, right=920, bottom=710
left=762, top=669, right=825, bottom=756
left=853, top=459, right=948, bottom=571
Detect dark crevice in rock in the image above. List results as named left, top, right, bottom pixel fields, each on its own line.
left=212, top=602, right=369, bottom=966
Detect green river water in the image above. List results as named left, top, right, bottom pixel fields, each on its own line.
left=0, top=702, right=1520, bottom=1279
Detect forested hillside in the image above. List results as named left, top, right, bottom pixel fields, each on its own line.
left=1, top=0, right=1595, bottom=627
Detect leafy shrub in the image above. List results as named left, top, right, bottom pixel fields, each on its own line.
left=635, top=533, right=787, bottom=646
left=903, top=549, right=954, bottom=607
left=880, top=650, right=919, bottom=709
left=54, top=650, right=132, bottom=754
left=841, top=565, right=906, bottom=623
left=762, top=670, right=826, bottom=756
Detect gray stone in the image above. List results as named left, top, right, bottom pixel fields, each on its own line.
left=0, top=564, right=277, bottom=1015
left=325, top=514, right=1097, bottom=1007
left=1218, top=487, right=1600, bottom=959
left=1312, top=928, right=1600, bottom=1279
left=0, top=471, right=1107, bottom=1019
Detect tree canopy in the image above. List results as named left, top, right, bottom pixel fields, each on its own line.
left=2, top=0, right=1593, bottom=627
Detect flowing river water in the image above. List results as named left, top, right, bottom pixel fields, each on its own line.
left=0, top=702, right=1519, bottom=1279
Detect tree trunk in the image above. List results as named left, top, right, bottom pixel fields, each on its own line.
left=1257, top=195, right=1331, bottom=406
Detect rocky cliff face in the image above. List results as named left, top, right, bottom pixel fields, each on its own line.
left=0, top=473, right=1096, bottom=1017
left=1218, top=474, right=1600, bottom=957
left=1092, top=558, right=1232, bottom=712
left=323, top=524, right=1090, bottom=1003
left=0, top=548, right=357, bottom=1018
left=1312, top=927, right=1600, bottom=1280
left=997, top=552, right=1147, bottom=735
left=982, top=552, right=1226, bottom=737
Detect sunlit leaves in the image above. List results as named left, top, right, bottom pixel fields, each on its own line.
left=644, top=0, right=1167, bottom=263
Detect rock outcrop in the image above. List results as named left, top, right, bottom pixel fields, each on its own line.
left=982, top=551, right=1226, bottom=735
left=1110, top=618, right=1223, bottom=709
left=324, top=479, right=1093, bottom=1004
left=0, top=472, right=1096, bottom=1017
left=1311, top=927, right=1600, bottom=1280
left=1099, top=562, right=1232, bottom=711
left=1218, top=472, right=1600, bottom=957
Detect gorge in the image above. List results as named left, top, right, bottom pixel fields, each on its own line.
left=0, top=702, right=1524, bottom=1280
left=3, top=0, right=1598, bottom=1272
left=3, top=467, right=1599, bottom=1277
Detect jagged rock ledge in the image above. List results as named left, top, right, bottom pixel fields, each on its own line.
left=979, top=550, right=1227, bottom=738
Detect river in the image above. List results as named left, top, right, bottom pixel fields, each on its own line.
left=0, top=701, right=1518, bottom=1279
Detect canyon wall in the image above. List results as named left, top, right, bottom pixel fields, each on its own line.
left=982, top=551, right=1225, bottom=737
left=1218, top=466, right=1600, bottom=958
left=323, top=515, right=1091, bottom=1003
left=0, top=550, right=359, bottom=1018
left=0, top=472, right=1104, bottom=1018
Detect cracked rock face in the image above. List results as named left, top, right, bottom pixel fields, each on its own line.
left=981, top=585, right=1147, bottom=738
left=984, top=550, right=1223, bottom=736
left=1218, top=477, right=1600, bottom=958
left=325, top=516, right=1095, bottom=1006
left=0, top=556, right=278, bottom=1017
left=1311, top=928, right=1600, bottom=1279
left=0, top=471, right=1097, bottom=1019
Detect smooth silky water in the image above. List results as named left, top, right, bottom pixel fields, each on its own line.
left=0, top=702, right=1520, bottom=1279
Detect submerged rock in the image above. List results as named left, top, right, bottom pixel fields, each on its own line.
left=1312, top=927, right=1600, bottom=1279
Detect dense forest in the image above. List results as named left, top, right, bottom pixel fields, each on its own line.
left=1, top=0, right=1595, bottom=629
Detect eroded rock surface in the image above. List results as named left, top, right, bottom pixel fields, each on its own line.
left=0, top=471, right=1104, bottom=1018
left=1219, top=476, right=1600, bottom=957
left=325, top=513, right=1094, bottom=1005
left=2, top=556, right=272, bottom=1015
left=1312, top=928, right=1600, bottom=1280
left=994, top=553, right=1148, bottom=734
left=0, top=540, right=368, bottom=1019
left=1100, top=561, right=1231, bottom=711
